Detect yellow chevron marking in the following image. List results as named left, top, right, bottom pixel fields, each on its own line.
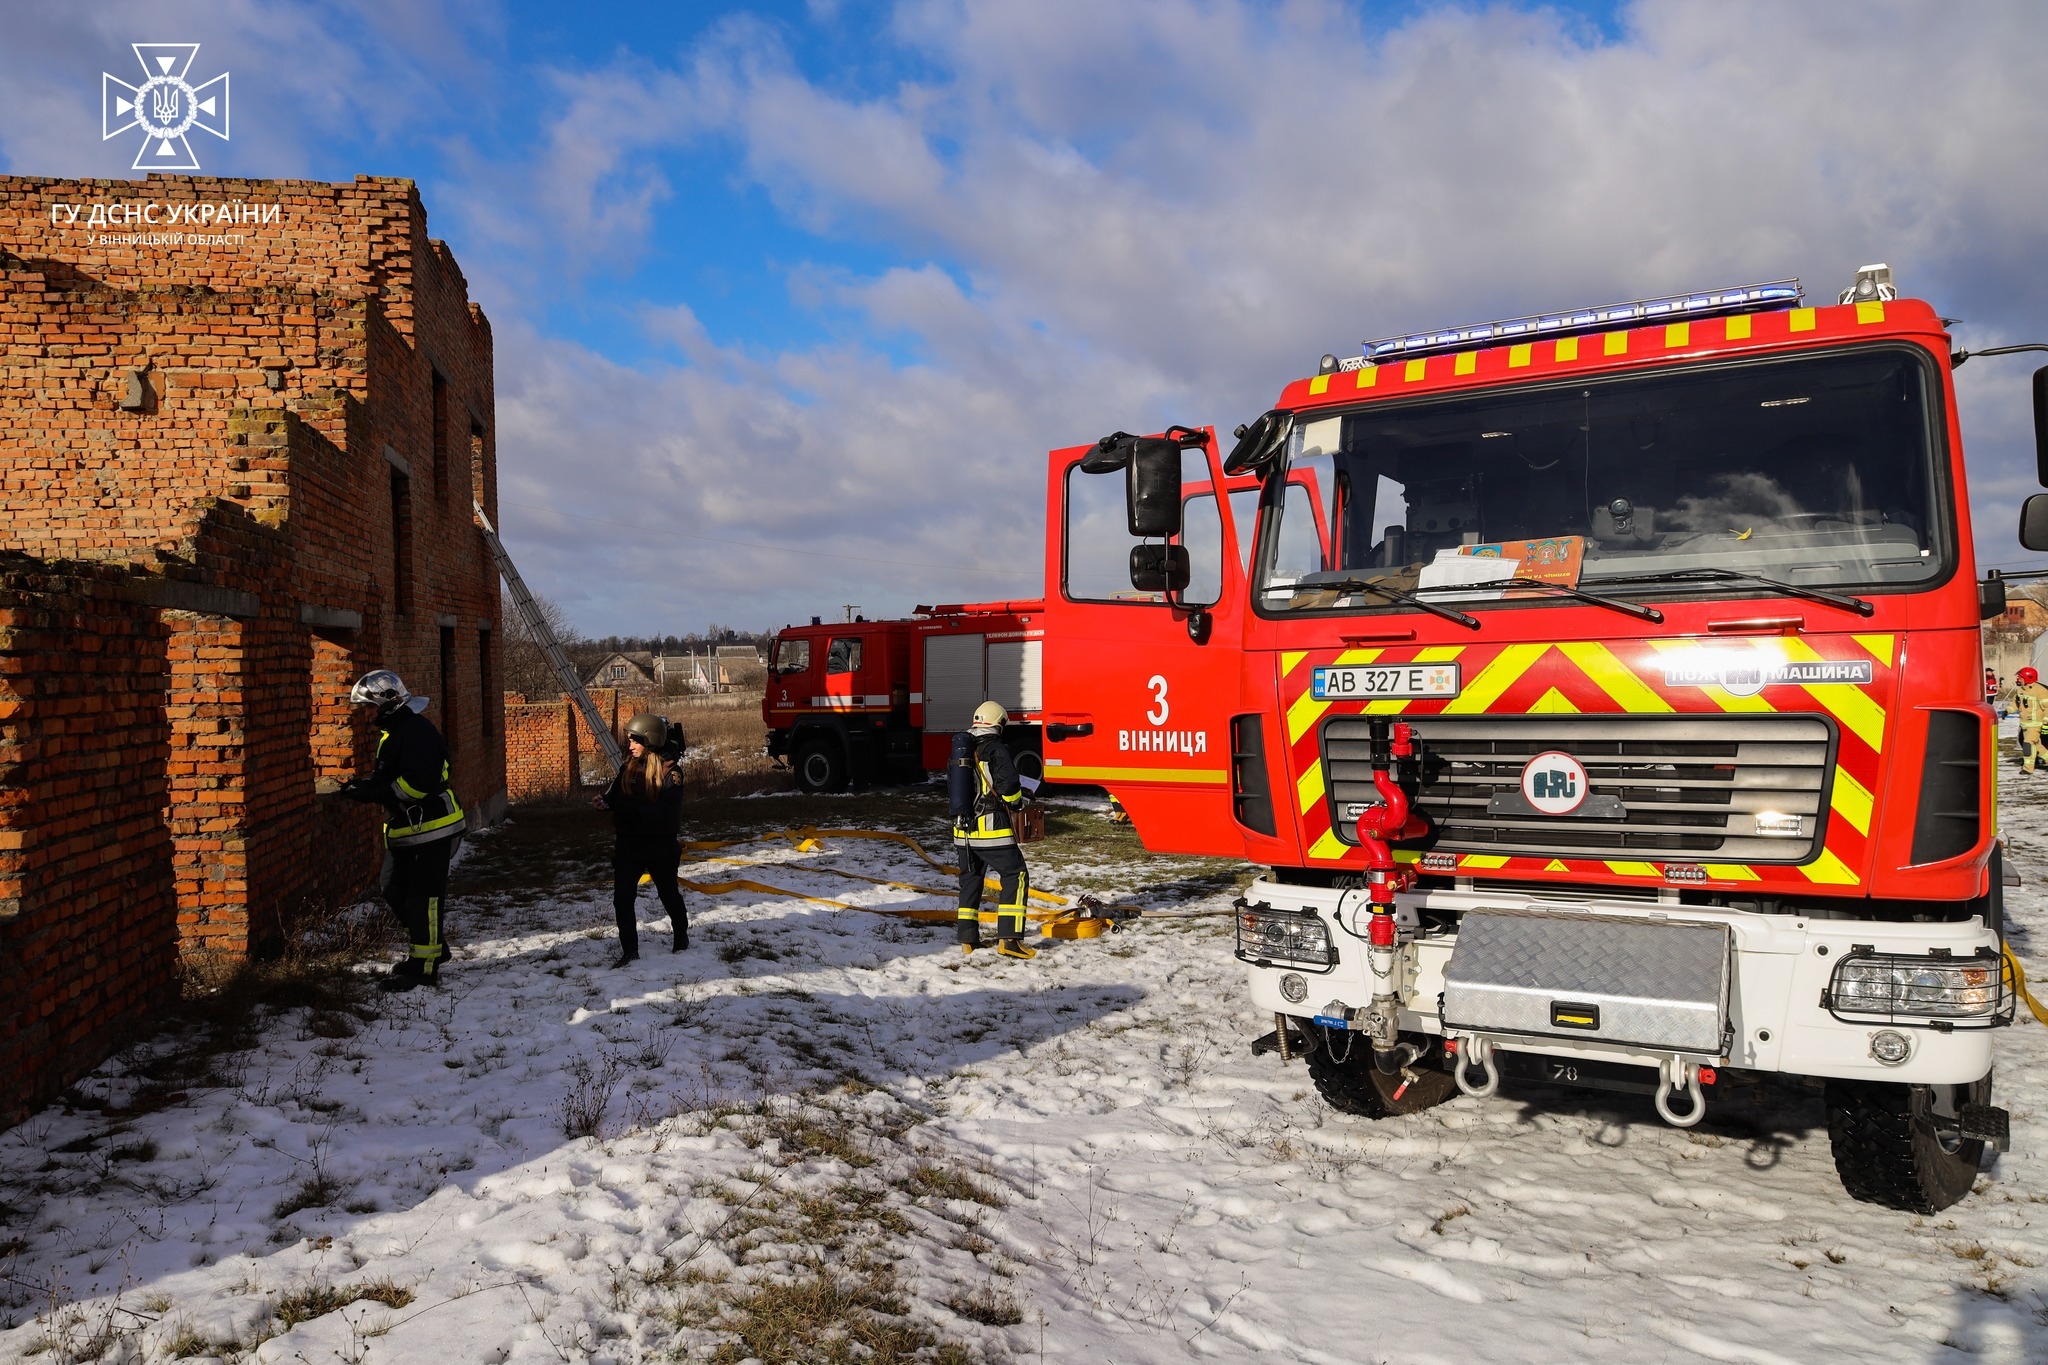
left=1309, top=830, right=1349, bottom=861
left=1605, top=861, right=1660, bottom=877
left=1779, top=638, right=1886, bottom=751
left=1287, top=648, right=1381, bottom=743
left=1461, top=854, right=1510, bottom=869
left=1281, top=651, right=1308, bottom=678
left=1416, top=645, right=1467, bottom=662
left=1530, top=686, right=1579, bottom=714
left=1800, top=848, right=1861, bottom=885
left=1393, top=848, right=1422, bottom=864
left=1309, top=373, right=1330, bottom=395
left=1856, top=300, right=1885, bottom=325
left=1357, top=366, right=1378, bottom=389
left=1853, top=633, right=1895, bottom=668
left=1454, top=351, right=1477, bottom=376
left=1509, top=344, right=1532, bottom=368
left=1726, top=314, right=1752, bottom=340
left=1443, top=642, right=1550, bottom=714
left=1560, top=640, right=1674, bottom=713
left=1701, top=863, right=1761, bottom=881
left=1297, top=762, right=1326, bottom=815
left=1666, top=322, right=1689, bottom=348
left=1556, top=337, right=1579, bottom=362
left=1364, top=698, right=1414, bottom=715
left=1642, top=639, right=1775, bottom=712
left=1830, top=765, right=1873, bottom=836
left=1544, top=859, right=1570, bottom=872
left=1790, top=307, right=1816, bottom=332
left=1604, top=331, right=1628, bottom=356
left=1405, top=359, right=1427, bottom=382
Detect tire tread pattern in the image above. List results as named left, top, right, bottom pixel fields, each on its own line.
left=1825, top=1079, right=1982, bottom=1214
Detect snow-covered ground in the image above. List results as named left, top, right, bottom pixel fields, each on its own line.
left=5, top=781, right=2048, bottom=1364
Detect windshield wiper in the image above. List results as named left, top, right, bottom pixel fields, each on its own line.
left=1472, top=577, right=1665, bottom=623
left=1320, top=578, right=1481, bottom=630
left=1588, top=567, right=1874, bottom=617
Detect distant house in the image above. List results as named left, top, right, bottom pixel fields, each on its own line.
left=586, top=651, right=655, bottom=688
left=2003, top=596, right=2048, bottom=631
left=716, top=644, right=765, bottom=665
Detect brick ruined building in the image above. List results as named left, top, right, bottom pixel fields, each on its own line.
left=0, top=174, right=506, bottom=1124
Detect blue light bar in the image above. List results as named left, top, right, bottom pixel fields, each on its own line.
left=1358, top=279, right=1804, bottom=366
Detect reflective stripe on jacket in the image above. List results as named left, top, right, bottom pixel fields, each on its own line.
left=2021, top=684, right=2048, bottom=730
left=962, top=733, right=1026, bottom=847
left=366, top=709, right=465, bottom=847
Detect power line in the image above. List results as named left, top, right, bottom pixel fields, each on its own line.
left=498, top=500, right=1022, bottom=576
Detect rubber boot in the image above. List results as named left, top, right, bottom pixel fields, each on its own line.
left=995, top=937, right=1037, bottom=960
left=956, top=912, right=981, bottom=954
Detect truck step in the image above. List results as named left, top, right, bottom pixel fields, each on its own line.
left=1960, top=1102, right=2010, bottom=1151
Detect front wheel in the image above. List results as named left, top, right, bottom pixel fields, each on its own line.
left=1302, top=1027, right=1458, bottom=1117
left=1825, top=1073, right=1991, bottom=1213
left=793, top=738, right=848, bottom=794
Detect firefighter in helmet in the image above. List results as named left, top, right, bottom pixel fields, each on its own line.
left=952, top=701, right=1035, bottom=959
left=593, top=712, right=688, bottom=964
left=2018, top=667, right=2048, bottom=774
left=341, top=669, right=465, bottom=990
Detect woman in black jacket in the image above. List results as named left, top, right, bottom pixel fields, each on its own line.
left=593, top=711, right=688, bottom=964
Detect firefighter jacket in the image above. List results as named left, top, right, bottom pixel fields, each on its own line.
left=957, top=733, right=1027, bottom=848
left=345, top=705, right=465, bottom=847
left=2020, top=683, right=2048, bottom=730
left=601, top=754, right=685, bottom=841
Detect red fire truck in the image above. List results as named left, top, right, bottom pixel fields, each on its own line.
left=764, top=603, right=1045, bottom=791
left=1039, top=265, right=2033, bottom=1211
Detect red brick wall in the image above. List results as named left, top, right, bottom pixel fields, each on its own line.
left=0, top=172, right=506, bottom=1124
left=505, top=695, right=579, bottom=804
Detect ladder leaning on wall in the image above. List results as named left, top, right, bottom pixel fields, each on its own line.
left=474, top=500, right=623, bottom=776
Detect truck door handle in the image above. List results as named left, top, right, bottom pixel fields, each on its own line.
left=1046, top=723, right=1094, bottom=742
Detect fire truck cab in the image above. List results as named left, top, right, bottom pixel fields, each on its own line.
left=1046, top=266, right=2030, bottom=1212
left=764, top=605, right=1045, bottom=792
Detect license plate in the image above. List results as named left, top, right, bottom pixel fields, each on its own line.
left=1312, top=663, right=1461, bottom=700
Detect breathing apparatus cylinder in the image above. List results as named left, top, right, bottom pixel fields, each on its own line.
left=947, top=730, right=976, bottom=821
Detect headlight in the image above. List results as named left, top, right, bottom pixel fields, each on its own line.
left=1236, top=905, right=1335, bottom=970
left=1825, top=950, right=2008, bottom=1025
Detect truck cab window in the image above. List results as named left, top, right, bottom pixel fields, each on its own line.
left=827, top=638, right=862, bottom=675
left=773, top=638, right=810, bottom=673
left=1064, top=447, right=1224, bottom=607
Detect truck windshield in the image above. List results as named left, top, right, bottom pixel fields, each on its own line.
left=1253, top=346, right=1948, bottom=615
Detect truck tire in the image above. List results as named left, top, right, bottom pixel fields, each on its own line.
left=793, top=737, right=848, bottom=794
left=1825, top=1073, right=1990, bottom=1213
left=1303, top=1028, right=1458, bottom=1117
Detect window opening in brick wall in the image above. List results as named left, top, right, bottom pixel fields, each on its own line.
left=390, top=467, right=413, bottom=614
left=440, top=625, right=457, bottom=759
left=431, top=369, right=450, bottom=497
left=478, top=626, right=495, bottom=741
left=469, top=421, right=486, bottom=509
left=308, top=633, right=358, bottom=794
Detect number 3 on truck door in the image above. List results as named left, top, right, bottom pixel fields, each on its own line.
left=1147, top=675, right=1169, bottom=725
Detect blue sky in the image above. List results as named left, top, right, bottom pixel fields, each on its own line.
left=6, top=1, right=2047, bottom=635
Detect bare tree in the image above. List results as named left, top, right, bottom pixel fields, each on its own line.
left=501, top=588, right=583, bottom=700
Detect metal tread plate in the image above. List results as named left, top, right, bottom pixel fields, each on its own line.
left=1441, top=909, right=1732, bottom=1054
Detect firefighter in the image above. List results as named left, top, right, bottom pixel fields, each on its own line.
left=953, top=701, right=1035, bottom=959
left=2019, top=667, right=2048, bottom=774
left=593, top=712, right=688, bottom=964
left=342, top=669, right=466, bottom=991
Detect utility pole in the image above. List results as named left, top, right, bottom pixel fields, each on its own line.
left=842, top=604, right=862, bottom=623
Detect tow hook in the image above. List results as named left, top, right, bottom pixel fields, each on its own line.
left=1451, top=1035, right=1500, bottom=1098
left=1655, top=1056, right=1707, bottom=1128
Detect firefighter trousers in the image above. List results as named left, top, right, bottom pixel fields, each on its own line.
left=2025, top=727, right=2048, bottom=773
left=956, top=842, right=1028, bottom=945
left=381, top=833, right=461, bottom=976
left=613, top=834, right=688, bottom=958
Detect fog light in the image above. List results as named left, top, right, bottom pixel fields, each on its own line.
left=1752, top=811, right=1804, bottom=838
left=1279, top=972, right=1307, bottom=1003
left=1870, top=1030, right=1911, bottom=1066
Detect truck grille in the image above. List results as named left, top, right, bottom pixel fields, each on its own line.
left=1320, top=715, right=1836, bottom=863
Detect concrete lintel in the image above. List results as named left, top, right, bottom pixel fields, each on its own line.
left=299, top=603, right=363, bottom=631
left=133, top=579, right=261, bottom=619
left=477, top=618, right=493, bottom=632
left=464, top=400, right=488, bottom=435
left=435, top=613, right=459, bottom=629
left=382, top=443, right=412, bottom=478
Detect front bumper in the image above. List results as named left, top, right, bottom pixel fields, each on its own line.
left=1240, top=876, right=2001, bottom=1086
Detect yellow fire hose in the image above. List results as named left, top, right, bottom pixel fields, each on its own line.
left=645, top=827, right=1134, bottom=938
left=2004, top=945, right=2048, bottom=1027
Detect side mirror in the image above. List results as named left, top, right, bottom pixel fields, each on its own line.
left=1980, top=574, right=2008, bottom=621
left=2035, top=366, right=2048, bottom=486
left=1126, top=438, right=1183, bottom=537
left=2022, top=493, right=2048, bottom=552
left=1130, top=543, right=1191, bottom=595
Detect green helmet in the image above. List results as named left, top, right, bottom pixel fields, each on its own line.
left=624, top=712, right=669, bottom=751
